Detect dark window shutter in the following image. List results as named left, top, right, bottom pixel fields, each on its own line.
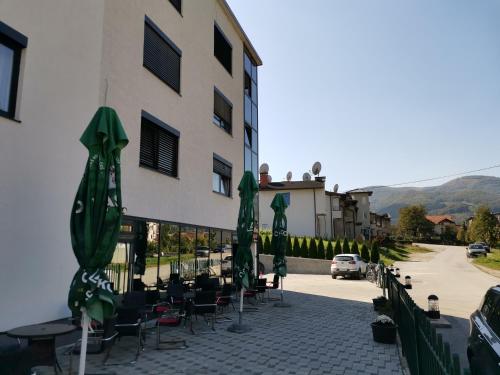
left=214, top=90, right=232, bottom=130
left=213, top=158, right=231, bottom=178
left=214, top=25, right=232, bottom=74
left=140, top=121, right=156, bottom=169
left=157, top=129, right=178, bottom=177
left=144, top=22, right=180, bottom=92
left=169, top=0, right=182, bottom=13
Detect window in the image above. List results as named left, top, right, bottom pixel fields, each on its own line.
left=282, top=192, right=290, bottom=206
left=214, top=24, right=232, bottom=74
left=140, top=111, right=179, bottom=177
left=213, top=154, right=232, bottom=197
left=143, top=16, right=181, bottom=93
left=0, top=21, right=27, bottom=119
left=168, top=0, right=182, bottom=14
left=213, top=88, right=232, bottom=134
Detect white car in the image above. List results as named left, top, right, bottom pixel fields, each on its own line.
left=466, top=244, right=487, bottom=258
left=331, top=254, right=367, bottom=279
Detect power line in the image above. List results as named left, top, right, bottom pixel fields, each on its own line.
left=349, top=163, right=500, bottom=191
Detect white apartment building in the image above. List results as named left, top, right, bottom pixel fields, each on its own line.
left=0, top=0, right=261, bottom=330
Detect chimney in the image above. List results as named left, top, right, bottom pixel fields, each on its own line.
left=260, top=171, right=269, bottom=187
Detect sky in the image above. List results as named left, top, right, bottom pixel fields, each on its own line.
left=227, top=0, right=500, bottom=191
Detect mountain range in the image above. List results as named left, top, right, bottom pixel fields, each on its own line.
left=368, top=175, right=500, bottom=224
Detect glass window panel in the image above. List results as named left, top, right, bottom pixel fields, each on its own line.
left=244, top=53, right=252, bottom=75
left=244, top=95, right=252, bottom=125
left=180, top=226, right=196, bottom=280
left=221, top=230, right=233, bottom=282
left=244, top=73, right=252, bottom=97
left=210, top=229, right=223, bottom=277
left=251, top=64, right=257, bottom=82
left=251, top=129, right=258, bottom=153
left=251, top=103, right=258, bottom=129
left=212, top=172, right=220, bottom=192
left=158, top=223, right=179, bottom=283
left=196, top=227, right=210, bottom=276
left=252, top=152, right=258, bottom=181
left=251, top=81, right=257, bottom=104
left=244, top=146, right=252, bottom=171
left=0, top=44, right=14, bottom=112
left=244, top=126, right=251, bottom=147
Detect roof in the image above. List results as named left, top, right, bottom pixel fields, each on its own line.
left=260, top=180, right=324, bottom=191
left=425, top=215, right=455, bottom=225
left=348, top=190, right=373, bottom=196
left=217, top=0, right=262, bottom=66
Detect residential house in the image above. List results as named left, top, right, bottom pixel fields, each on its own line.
left=370, top=212, right=392, bottom=238
left=426, top=215, right=456, bottom=235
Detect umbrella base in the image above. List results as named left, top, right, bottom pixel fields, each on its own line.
left=274, top=302, right=291, bottom=308
left=227, top=323, right=251, bottom=333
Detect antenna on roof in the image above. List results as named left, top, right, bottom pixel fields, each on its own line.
left=333, top=183, right=339, bottom=193
left=302, top=172, right=311, bottom=181
left=286, top=171, right=292, bottom=182
left=259, top=163, right=269, bottom=174
left=312, top=161, right=322, bottom=176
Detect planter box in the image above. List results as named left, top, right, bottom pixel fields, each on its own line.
left=372, top=297, right=387, bottom=311
left=371, top=322, right=397, bottom=344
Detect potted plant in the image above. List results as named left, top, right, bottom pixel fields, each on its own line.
left=372, top=296, right=387, bottom=311
left=371, top=315, right=397, bottom=344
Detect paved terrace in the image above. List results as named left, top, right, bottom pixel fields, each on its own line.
left=48, top=275, right=403, bottom=375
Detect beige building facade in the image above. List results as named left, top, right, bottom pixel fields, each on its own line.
left=0, top=0, right=261, bottom=330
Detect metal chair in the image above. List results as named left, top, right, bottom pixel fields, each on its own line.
left=265, top=274, right=281, bottom=301
left=190, top=290, right=217, bottom=334
left=110, top=306, right=143, bottom=364
left=155, top=302, right=188, bottom=350
left=0, top=332, right=32, bottom=375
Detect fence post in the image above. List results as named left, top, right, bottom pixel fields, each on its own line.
left=413, top=307, right=423, bottom=375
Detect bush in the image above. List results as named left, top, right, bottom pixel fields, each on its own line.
left=360, top=243, right=369, bottom=262
left=342, top=238, right=350, bottom=254
left=351, top=241, right=359, bottom=255
left=309, top=238, right=318, bottom=259
left=257, top=235, right=264, bottom=255
left=326, top=241, right=334, bottom=259
left=293, top=236, right=301, bottom=257
left=371, top=242, right=380, bottom=263
left=300, top=238, right=309, bottom=258
left=317, top=239, right=326, bottom=259
left=286, top=234, right=292, bottom=256
left=334, top=240, right=342, bottom=256
left=264, top=236, right=271, bottom=255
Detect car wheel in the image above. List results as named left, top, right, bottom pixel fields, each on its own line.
left=332, top=274, right=336, bottom=279
left=356, top=269, right=361, bottom=280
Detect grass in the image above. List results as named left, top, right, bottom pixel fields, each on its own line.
left=379, top=244, right=433, bottom=266
left=473, top=249, right=500, bottom=271
left=145, top=253, right=194, bottom=267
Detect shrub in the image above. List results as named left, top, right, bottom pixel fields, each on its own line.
left=317, top=239, right=326, bottom=259
left=293, top=236, right=301, bottom=257
left=286, top=234, right=292, bottom=256
left=360, top=243, right=370, bottom=262
left=264, top=235, right=271, bottom=255
left=351, top=241, right=359, bottom=255
left=309, top=238, right=318, bottom=259
left=326, top=241, right=334, bottom=259
left=334, top=240, right=342, bottom=256
left=342, top=238, right=350, bottom=253
left=371, top=242, right=380, bottom=263
left=300, top=238, right=309, bottom=258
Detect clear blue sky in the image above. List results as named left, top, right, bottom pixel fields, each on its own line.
left=228, top=0, right=500, bottom=191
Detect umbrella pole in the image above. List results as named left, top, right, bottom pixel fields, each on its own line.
left=274, top=276, right=291, bottom=308
left=78, top=307, right=90, bottom=375
left=239, top=288, right=244, bottom=325
left=227, top=287, right=251, bottom=333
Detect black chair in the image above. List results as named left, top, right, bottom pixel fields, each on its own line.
left=0, top=332, right=32, bottom=375
left=155, top=301, right=188, bottom=350
left=265, top=274, right=281, bottom=301
left=195, top=273, right=210, bottom=290
left=256, top=278, right=267, bottom=303
left=166, top=283, right=185, bottom=307
left=169, top=273, right=181, bottom=285
left=190, top=290, right=217, bottom=334
left=111, top=306, right=143, bottom=364
left=132, top=278, right=146, bottom=292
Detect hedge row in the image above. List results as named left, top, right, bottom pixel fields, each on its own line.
left=258, top=234, right=380, bottom=263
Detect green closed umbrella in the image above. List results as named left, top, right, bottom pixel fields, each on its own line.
left=228, top=171, right=258, bottom=333
left=68, top=107, right=128, bottom=374
left=271, top=193, right=290, bottom=307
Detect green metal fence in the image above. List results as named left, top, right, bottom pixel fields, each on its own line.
left=385, top=270, right=470, bottom=375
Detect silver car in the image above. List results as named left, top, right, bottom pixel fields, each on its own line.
left=331, top=254, right=367, bottom=279
left=466, top=244, right=487, bottom=258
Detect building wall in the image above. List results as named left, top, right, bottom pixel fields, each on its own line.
left=350, top=192, right=371, bottom=238
left=0, top=0, right=106, bottom=331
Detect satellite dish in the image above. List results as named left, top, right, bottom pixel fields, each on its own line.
left=259, top=163, right=269, bottom=174
left=302, top=172, right=311, bottom=181
left=286, top=171, right=292, bottom=182
left=267, top=175, right=272, bottom=183
left=312, top=161, right=322, bottom=176
left=333, top=184, right=339, bottom=193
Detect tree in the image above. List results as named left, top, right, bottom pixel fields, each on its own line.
left=326, top=240, right=334, bottom=259
left=456, top=226, right=467, bottom=244
left=398, top=205, right=434, bottom=239
left=333, top=240, right=342, bottom=256
left=371, top=242, right=380, bottom=263
left=342, top=238, right=350, bottom=253
left=351, top=241, right=359, bottom=255
left=264, top=235, right=271, bottom=254
left=300, top=238, right=309, bottom=258
left=441, top=225, right=457, bottom=244
left=293, top=236, right=301, bottom=257
left=469, top=206, right=499, bottom=246
left=286, top=234, right=293, bottom=256
left=317, top=239, right=326, bottom=259
left=309, top=238, right=318, bottom=259
left=360, top=243, right=370, bottom=262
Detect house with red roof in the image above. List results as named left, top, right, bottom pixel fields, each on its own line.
left=425, top=215, right=456, bottom=235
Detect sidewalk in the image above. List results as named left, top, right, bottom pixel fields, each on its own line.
left=53, top=275, right=403, bottom=375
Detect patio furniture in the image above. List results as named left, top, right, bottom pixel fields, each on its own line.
left=7, top=323, right=77, bottom=374
left=112, top=306, right=143, bottom=364
left=215, top=283, right=234, bottom=322
left=190, top=290, right=217, bottom=334
left=155, top=302, right=188, bottom=350
left=265, top=274, right=281, bottom=301
left=166, top=283, right=185, bottom=308
left=0, top=332, right=33, bottom=375
left=256, top=278, right=267, bottom=303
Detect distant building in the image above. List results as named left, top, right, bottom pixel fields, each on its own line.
left=425, top=215, right=456, bottom=235
left=370, top=212, right=392, bottom=238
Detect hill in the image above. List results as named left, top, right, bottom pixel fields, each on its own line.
left=369, top=175, right=500, bottom=224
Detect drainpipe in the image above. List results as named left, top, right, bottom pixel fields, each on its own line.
left=313, top=188, right=317, bottom=237
left=329, top=194, right=334, bottom=239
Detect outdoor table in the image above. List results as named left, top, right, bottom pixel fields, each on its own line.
left=7, top=323, right=77, bottom=373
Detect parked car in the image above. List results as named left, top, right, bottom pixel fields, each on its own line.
left=195, top=246, right=210, bottom=257
left=467, top=286, right=500, bottom=375
left=331, top=254, right=367, bottom=279
left=213, top=244, right=231, bottom=253
left=467, top=244, right=487, bottom=258
left=475, top=242, right=491, bottom=253
left=221, top=256, right=232, bottom=276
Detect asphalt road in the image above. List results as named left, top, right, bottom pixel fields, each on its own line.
left=394, top=244, right=499, bottom=369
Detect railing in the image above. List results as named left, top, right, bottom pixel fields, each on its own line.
left=104, top=263, right=122, bottom=294
left=385, top=270, right=470, bottom=375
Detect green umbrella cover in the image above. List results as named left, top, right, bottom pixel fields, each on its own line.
left=68, top=107, right=128, bottom=324
left=234, top=171, right=258, bottom=289
left=271, top=193, right=288, bottom=277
